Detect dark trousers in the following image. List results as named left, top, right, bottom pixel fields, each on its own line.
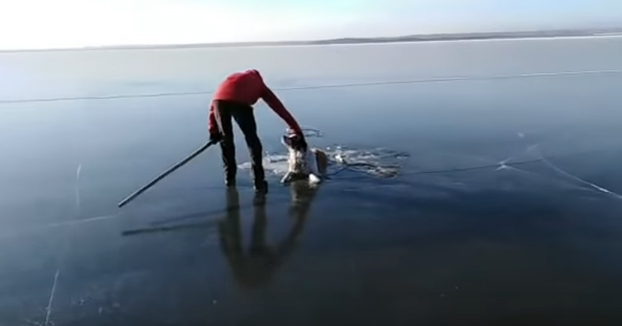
left=213, top=100, right=265, bottom=185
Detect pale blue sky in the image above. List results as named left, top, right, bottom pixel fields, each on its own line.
left=0, top=0, right=620, bottom=50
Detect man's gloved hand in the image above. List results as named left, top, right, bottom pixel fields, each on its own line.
left=210, top=132, right=222, bottom=143
left=295, top=132, right=308, bottom=151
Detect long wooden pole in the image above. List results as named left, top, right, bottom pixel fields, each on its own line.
left=118, top=139, right=218, bottom=208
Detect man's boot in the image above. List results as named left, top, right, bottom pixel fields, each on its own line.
left=254, top=180, right=268, bottom=194
left=224, top=165, right=237, bottom=188
left=250, top=150, right=267, bottom=194
left=225, top=177, right=236, bottom=187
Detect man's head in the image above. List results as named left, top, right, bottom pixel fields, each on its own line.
left=246, top=69, right=262, bottom=78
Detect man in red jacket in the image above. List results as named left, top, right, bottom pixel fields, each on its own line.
left=208, top=69, right=306, bottom=194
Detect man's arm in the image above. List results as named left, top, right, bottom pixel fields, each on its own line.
left=208, top=102, right=219, bottom=135
left=261, top=86, right=302, bottom=134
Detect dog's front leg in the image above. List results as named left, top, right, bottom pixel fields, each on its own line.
left=281, top=171, right=293, bottom=185
left=308, top=173, right=321, bottom=185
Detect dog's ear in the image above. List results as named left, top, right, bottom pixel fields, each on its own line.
left=281, top=136, right=291, bottom=148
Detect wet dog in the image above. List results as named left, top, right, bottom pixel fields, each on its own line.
left=280, top=134, right=328, bottom=186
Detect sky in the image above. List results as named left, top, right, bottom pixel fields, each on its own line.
left=0, top=0, right=621, bottom=50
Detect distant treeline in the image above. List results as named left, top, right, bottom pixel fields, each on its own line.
left=5, top=27, right=622, bottom=53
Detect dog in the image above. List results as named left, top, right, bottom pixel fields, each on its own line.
left=280, top=133, right=328, bottom=186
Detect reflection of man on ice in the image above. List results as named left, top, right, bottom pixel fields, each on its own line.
left=217, top=183, right=317, bottom=289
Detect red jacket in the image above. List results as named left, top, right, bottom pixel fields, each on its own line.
left=208, top=69, right=302, bottom=135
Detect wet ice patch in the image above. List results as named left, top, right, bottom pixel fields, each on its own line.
left=329, top=146, right=409, bottom=178
left=239, top=127, right=409, bottom=180
left=238, top=154, right=291, bottom=176
left=238, top=145, right=409, bottom=179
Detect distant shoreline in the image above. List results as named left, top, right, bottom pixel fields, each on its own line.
left=3, top=28, right=622, bottom=53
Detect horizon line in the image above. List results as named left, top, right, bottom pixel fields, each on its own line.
left=2, top=26, right=622, bottom=53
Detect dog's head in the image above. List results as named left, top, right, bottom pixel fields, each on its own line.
left=281, top=133, right=312, bottom=183
left=281, top=133, right=307, bottom=152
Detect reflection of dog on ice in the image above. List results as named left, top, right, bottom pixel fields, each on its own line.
left=280, top=132, right=328, bottom=186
